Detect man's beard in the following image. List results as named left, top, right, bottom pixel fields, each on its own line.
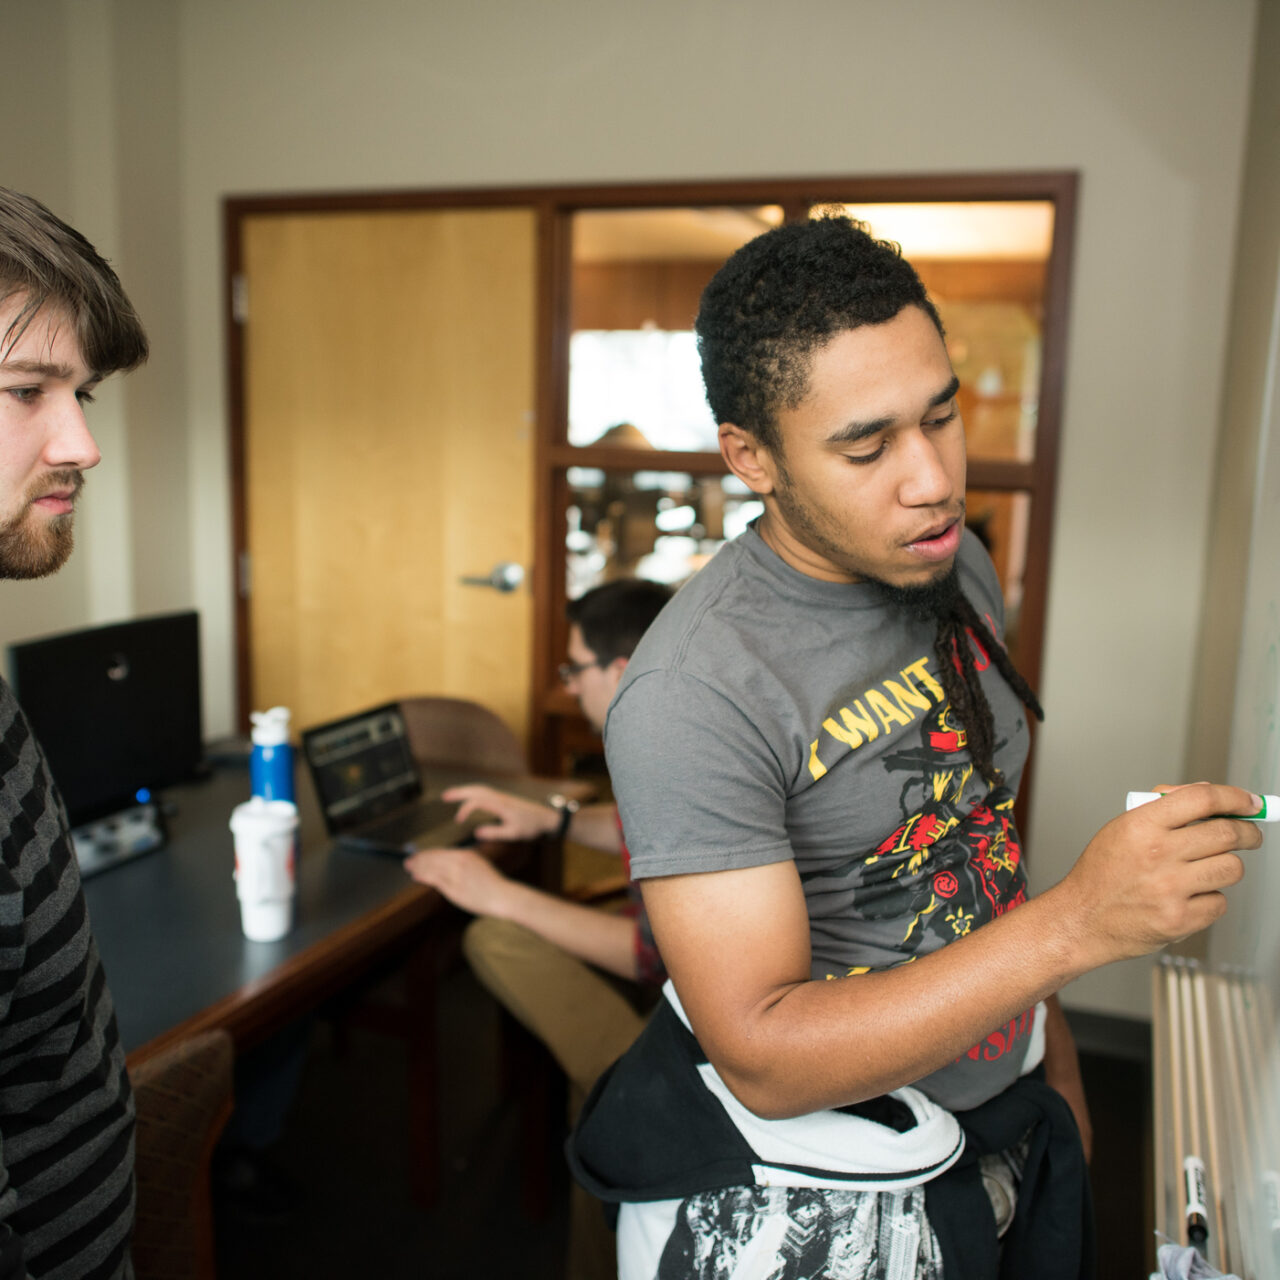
left=769, top=472, right=964, bottom=618
left=869, top=562, right=963, bottom=621
left=0, top=472, right=82, bottom=579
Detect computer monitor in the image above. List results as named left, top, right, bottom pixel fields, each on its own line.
left=7, top=611, right=205, bottom=828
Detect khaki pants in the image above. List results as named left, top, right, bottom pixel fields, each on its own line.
left=463, top=917, right=647, bottom=1280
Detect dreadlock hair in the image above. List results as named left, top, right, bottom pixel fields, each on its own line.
left=698, top=212, right=1043, bottom=784
left=932, top=587, right=1044, bottom=786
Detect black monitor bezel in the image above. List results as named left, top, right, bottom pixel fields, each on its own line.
left=7, top=610, right=205, bottom=827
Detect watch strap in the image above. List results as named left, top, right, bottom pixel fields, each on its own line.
left=548, top=793, right=579, bottom=842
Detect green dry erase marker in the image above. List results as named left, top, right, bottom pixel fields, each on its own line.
left=1125, top=791, right=1279, bottom=822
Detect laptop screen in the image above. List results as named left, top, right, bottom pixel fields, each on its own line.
left=303, top=704, right=423, bottom=830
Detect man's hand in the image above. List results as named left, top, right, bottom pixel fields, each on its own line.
left=405, top=847, right=516, bottom=916
left=1050, top=782, right=1264, bottom=970
left=443, top=785, right=557, bottom=843
left=405, top=845, right=641, bottom=979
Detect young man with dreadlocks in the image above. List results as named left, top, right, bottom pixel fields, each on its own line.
left=568, top=216, right=1262, bottom=1279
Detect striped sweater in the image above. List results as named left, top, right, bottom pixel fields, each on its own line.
left=0, top=678, right=134, bottom=1279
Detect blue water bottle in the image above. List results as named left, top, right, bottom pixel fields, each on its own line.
left=249, top=706, right=295, bottom=803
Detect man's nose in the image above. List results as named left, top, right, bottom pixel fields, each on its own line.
left=43, top=395, right=101, bottom=471
left=899, top=429, right=955, bottom=507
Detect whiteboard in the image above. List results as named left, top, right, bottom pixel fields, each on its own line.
left=1206, top=263, right=1280, bottom=1278
left=1218, top=265, right=1280, bottom=983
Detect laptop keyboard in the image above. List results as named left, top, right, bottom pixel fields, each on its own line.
left=361, top=806, right=451, bottom=849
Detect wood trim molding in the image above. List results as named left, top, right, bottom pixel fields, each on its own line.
left=223, top=171, right=1076, bottom=221
left=223, top=201, right=251, bottom=732
left=966, top=459, right=1038, bottom=490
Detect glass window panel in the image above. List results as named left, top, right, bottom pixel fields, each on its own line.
left=829, top=202, right=1054, bottom=259
left=943, top=301, right=1040, bottom=463
left=965, top=488, right=1032, bottom=669
left=566, top=469, right=761, bottom=595
left=567, top=473, right=1033, bottom=666
left=569, top=331, right=717, bottom=450
left=568, top=206, right=783, bottom=453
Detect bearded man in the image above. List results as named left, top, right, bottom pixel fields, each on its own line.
left=0, top=187, right=148, bottom=1279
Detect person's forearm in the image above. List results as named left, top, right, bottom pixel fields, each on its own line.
left=651, top=782, right=1259, bottom=1119
left=755, top=893, right=1082, bottom=1115
left=495, top=879, right=638, bottom=980
left=565, top=803, right=622, bottom=855
left=660, top=878, right=1091, bottom=1119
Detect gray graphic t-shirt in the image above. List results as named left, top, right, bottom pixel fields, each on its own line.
left=605, top=525, right=1035, bottom=1110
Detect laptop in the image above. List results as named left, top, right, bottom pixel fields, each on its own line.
left=301, top=702, right=483, bottom=854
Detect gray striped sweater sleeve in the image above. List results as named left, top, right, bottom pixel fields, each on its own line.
left=0, top=678, right=134, bottom=1279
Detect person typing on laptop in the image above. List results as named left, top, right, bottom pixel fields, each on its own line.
left=406, top=578, right=672, bottom=1029
left=405, top=577, right=671, bottom=1280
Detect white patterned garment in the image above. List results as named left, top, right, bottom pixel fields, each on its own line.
left=619, top=1184, right=943, bottom=1280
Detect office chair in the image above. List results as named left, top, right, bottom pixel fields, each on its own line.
left=398, top=695, right=527, bottom=777
left=130, top=1029, right=234, bottom=1280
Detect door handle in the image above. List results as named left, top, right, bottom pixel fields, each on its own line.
left=460, top=562, right=525, bottom=593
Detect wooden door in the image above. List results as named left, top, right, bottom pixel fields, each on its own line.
left=242, top=209, right=537, bottom=740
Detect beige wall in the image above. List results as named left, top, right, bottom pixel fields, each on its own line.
left=0, top=0, right=1268, bottom=1018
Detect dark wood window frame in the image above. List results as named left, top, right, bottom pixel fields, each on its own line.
left=224, top=171, right=1077, bottom=835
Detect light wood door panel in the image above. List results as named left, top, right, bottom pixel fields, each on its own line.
left=243, top=209, right=536, bottom=740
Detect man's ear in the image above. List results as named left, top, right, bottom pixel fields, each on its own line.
left=603, top=655, right=629, bottom=695
left=719, top=422, right=777, bottom=496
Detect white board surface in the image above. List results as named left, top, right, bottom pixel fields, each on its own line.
left=1218, top=268, right=1280, bottom=983
left=1208, top=265, right=1280, bottom=1279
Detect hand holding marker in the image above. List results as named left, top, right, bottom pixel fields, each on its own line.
left=1125, top=786, right=1270, bottom=1255
left=1126, top=791, right=1278, bottom=821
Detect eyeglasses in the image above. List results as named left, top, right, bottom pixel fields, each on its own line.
left=558, top=657, right=602, bottom=684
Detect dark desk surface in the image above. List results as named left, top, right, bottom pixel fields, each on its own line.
left=84, top=764, right=567, bottom=1064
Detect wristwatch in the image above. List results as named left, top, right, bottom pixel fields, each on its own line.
left=548, top=793, right=580, bottom=842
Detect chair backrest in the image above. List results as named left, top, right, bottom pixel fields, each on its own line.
left=130, top=1029, right=234, bottom=1280
left=398, top=696, right=527, bottom=777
